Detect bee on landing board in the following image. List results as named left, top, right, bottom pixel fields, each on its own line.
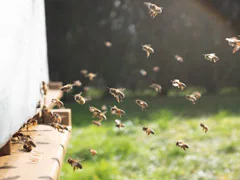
left=110, top=105, right=126, bottom=118
left=150, top=83, right=162, bottom=92
left=144, top=2, right=163, bottom=18
left=89, top=149, right=97, bottom=156
left=225, top=37, right=240, bottom=54
left=115, top=119, right=125, bottom=129
left=142, top=44, right=154, bottom=58
left=142, top=126, right=155, bottom=135
left=176, top=140, right=189, bottom=151
left=203, top=53, right=219, bottom=63
left=171, top=79, right=186, bottom=90
left=136, top=99, right=148, bottom=111
left=200, top=122, right=208, bottom=133
left=50, top=122, right=69, bottom=132
left=22, top=139, right=37, bottom=152
left=67, top=158, right=82, bottom=171
left=51, top=98, right=64, bottom=109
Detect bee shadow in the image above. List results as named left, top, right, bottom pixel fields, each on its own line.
left=0, top=175, right=20, bottom=180
left=38, top=176, right=53, bottom=180
left=0, top=165, right=17, bottom=170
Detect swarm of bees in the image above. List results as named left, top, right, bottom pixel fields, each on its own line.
left=144, top=2, right=163, bottom=18
left=203, top=53, right=220, bottom=63
left=142, top=44, right=154, bottom=58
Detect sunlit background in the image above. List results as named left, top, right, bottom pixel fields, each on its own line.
left=45, top=0, right=240, bottom=179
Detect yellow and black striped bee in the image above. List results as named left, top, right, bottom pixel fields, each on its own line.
left=52, top=98, right=64, bottom=109
left=74, top=92, right=86, bottom=105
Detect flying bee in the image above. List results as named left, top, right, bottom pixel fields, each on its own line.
left=41, top=81, right=48, bottom=96
left=89, top=149, right=97, bottom=156
left=86, top=73, right=97, bottom=81
left=105, top=41, right=112, bottom=47
left=171, top=79, right=186, bottom=90
left=73, top=80, right=82, bottom=87
left=144, top=2, right=163, bottom=18
left=140, top=69, right=147, bottom=76
left=174, top=55, right=184, bottom=63
left=150, top=83, right=162, bottom=92
left=101, top=105, right=108, bottom=111
left=110, top=105, right=126, bottom=118
left=142, top=44, right=154, bottom=58
left=96, top=111, right=107, bottom=121
left=176, top=140, right=189, bottom=150
left=136, top=99, right=148, bottom=111
left=89, top=106, right=101, bottom=114
left=52, top=113, right=62, bottom=124
left=186, top=94, right=197, bottom=104
left=60, top=84, right=74, bottom=93
left=153, top=66, right=159, bottom=72
left=115, top=119, right=125, bottom=129
left=225, top=37, right=240, bottom=54
left=51, top=98, right=64, bottom=109
left=92, top=120, right=102, bottom=126
left=108, top=88, right=126, bottom=103
left=80, top=69, right=88, bottom=76
left=200, top=122, right=208, bottom=133
left=74, top=92, right=86, bottom=105
left=67, top=158, right=82, bottom=171
left=192, top=91, right=201, bottom=99
left=142, top=126, right=155, bottom=135
left=203, top=53, right=219, bottom=63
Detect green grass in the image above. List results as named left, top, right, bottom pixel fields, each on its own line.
left=61, top=94, right=240, bottom=180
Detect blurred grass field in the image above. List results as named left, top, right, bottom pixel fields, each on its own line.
left=61, top=93, right=240, bottom=180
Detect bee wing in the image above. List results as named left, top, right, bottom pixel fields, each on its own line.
left=144, top=2, right=152, bottom=8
